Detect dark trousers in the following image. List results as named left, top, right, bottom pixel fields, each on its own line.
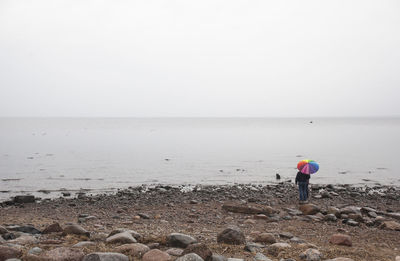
left=298, top=182, right=309, bottom=201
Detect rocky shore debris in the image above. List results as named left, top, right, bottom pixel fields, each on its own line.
left=0, top=183, right=399, bottom=260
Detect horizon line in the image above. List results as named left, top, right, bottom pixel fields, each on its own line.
left=0, top=115, right=399, bottom=119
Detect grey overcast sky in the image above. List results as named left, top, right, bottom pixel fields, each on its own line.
left=0, top=0, right=399, bottom=117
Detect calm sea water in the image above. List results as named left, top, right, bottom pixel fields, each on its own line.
left=0, top=118, right=399, bottom=200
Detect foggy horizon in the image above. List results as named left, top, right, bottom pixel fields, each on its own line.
left=1, top=0, right=399, bottom=117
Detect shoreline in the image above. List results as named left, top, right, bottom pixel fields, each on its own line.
left=1, top=180, right=400, bottom=203
left=1, top=183, right=399, bottom=260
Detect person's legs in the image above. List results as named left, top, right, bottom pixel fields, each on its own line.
left=305, top=182, right=309, bottom=200
left=298, top=182, right=306, bottom=201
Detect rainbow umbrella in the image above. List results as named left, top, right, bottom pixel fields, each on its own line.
left=297, top=159, right=319, bottom=174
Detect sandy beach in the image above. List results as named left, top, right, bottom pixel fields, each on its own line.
left=1, top=183, right=399, bottom=261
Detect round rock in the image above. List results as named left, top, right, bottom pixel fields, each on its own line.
left=217, top=227, right=245, bottom=245
left=142, top=249, right=171, bottom=261
left=176, top=253, right=204, bottom=261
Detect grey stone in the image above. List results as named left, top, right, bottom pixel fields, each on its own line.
left=278, top=232, right=293, bottom=239
left=27, top=247, right=42, bottom=255
left=290, top=237, right=306, bottom=243
left=106, top=231, right=137, bottom=244
left=13, top=195, right=35, bottom=203
left=253, top=253, right=272, bottom=261
left=73, top=241, right=96, bottom=248
left=167, top=233, right=197, bottom=248
left=108, top=229, right=142, bottom=240
left=244, top=242, right=264, bottom=253
left=83, top=252, right=129, bottom=261
left=324, top=214, right=337, bottom=222
left=7, top=226, right=40, bottom=234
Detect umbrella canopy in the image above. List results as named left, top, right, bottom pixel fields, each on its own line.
left=297, top=159, right=319, bottom=174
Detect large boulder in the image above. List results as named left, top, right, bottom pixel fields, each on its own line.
left=299, top=204, right=320, bottom=215
left=167, top=233, right=197, bottom=248
left=63, top=224, right=90, bottom=237
left=114, top=243, right=150, bottom=258
left=217, top=227, right=245, bottom=245
left=0, top=245, right=22, bottom=261
left=142, top=249, right=171, bottom=261
left=176, top=253, right=204, bottom=261
left=182, top=243, right=212, bottom=261
left=82, top=252, right=129, bottom=261
left=106, top=232, right=136, bottom=244
left=329, top=234, right=352, bottom=247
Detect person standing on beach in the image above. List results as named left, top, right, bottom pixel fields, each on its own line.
left=295, top=171, right=310, bottom=203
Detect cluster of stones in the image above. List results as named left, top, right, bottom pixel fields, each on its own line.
left=295, top=203, right=400, bottom=231
left=0, top=220, right=361, bottom=261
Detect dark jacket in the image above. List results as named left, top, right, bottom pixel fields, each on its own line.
left=295, top=171, right=310, bottom=184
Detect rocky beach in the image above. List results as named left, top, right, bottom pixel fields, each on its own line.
left=1, top=183, right=399, bottom=261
